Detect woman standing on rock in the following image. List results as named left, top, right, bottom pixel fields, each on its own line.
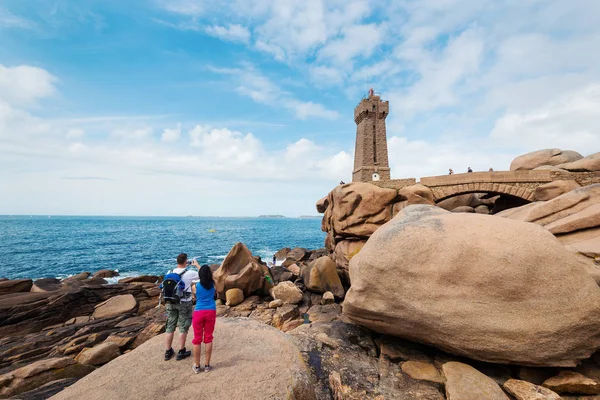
left=191, top=265, right=217, bottom=373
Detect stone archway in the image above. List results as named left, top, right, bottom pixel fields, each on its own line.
left=430, top=182, right=535, bottom=203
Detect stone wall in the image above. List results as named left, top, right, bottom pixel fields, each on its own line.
left=550, top=170, right=600, bottom=186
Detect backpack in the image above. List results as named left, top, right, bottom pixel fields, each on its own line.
left=160, top=269, right=190, bottom=304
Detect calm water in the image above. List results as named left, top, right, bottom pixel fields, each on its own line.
left=0, top=216, right=325, bottom=280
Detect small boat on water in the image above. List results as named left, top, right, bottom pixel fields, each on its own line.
left=208, top=229, right=217, bottom=233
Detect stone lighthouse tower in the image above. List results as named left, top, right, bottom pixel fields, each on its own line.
left=352, top=88, right=391, bottom=182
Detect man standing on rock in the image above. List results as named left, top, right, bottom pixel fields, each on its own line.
left=164, top=253, right=199, bottom=361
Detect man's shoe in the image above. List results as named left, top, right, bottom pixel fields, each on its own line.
left=204, top=364, right=211, bottom=373
left=192, top=364, right=202, bottom=374
left=164, top=348, right=175, bottom=361
left=176, top=348, right=191, bottom=361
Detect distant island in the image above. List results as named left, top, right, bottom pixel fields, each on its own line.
left=298, top=215, right=321, bottom=219
left=258, top=215, right=286, bottom=219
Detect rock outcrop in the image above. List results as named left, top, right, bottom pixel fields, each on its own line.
left=534, top=180, right=581, bottom=201
left=75, top=342, right=121, bottom=366
left=302, top=256, right=345, bottom=299
left=442, top=362, right=509, bottom=400
left=92, top=295, right=138, bottom=319
left=499, top=184, right=600, bottom=265
left=343, top=205, right=600, bottom=366
left=558, top=152, right=600, bottom=172
left=0, top=277, right=165, bottom=398
left=0, top=279, right=32, bottom=295
left=320, top=182, right=398, bottom=239
left=270, top=281, right=303, bottom=304
left=52, top=318, right=317, bottom=400
left=503, top=379, right=560, bottom=400
left=213, top=242, right=273, bottom=300
left=510, top=149, right=583, bottom=171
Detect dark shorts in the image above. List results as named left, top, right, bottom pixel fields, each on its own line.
left=165, top=301, right=194, bottom=333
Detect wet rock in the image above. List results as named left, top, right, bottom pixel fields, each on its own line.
left=274, top=247, right=291, bottom=262
left=61, top=272, right=91, bottom=285
left=118, top=275, right=159, bottom=284
left=93, top=270, right=119, bottom=279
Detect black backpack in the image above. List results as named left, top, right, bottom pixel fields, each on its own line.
left=160, top=269, right=189, bottom=304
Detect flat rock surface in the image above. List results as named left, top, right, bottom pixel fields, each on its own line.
left=443, top=362, right=509, bottom=400
left=51, top=318, right=316, bottom=400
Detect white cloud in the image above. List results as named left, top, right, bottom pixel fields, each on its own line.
left=286, top=101, right=339, bottom=120
left=66, top=128, right=85, bottom=139
left=0, top=64, right=57, bottom=106
left=111, top=126, right=153, bottom=140
left=210, top=63, right=339, bottom=120
left=0, top=8, right=36, bottom=30
left=318, top=23, right=386, bottom=66
left=161, top=123, right=181, bottom=142
left=205, top=24, right=250, bottom=43
left=309, top=65, right=345, bottom=86
left=159, top=0, right=205, bottom=16
left=490, top=84, right=600, bottom=149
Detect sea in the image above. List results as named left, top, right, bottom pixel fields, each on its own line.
left=0, top=216, right=325, bottom=281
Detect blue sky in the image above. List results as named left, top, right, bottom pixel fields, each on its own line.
left=1, top=0, right=599, bottom=216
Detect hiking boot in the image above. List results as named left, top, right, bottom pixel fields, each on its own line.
left=176, top=348, right=191, bottom=361
left=192, top=364, right=202, bottom=374
left=204, top=364, right=211, bottom=373
left=164, top=348, right=174, bottom=361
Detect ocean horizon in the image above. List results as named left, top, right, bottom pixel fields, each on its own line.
left=0, top=216, right=326, bottom=281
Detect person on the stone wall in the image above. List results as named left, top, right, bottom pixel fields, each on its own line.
left=468, top=167, right=473, bottom=173
left=448, top=168, right=454, bottom=175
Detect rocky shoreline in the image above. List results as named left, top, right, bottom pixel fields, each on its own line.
left=2, top=238, right=599, bottom=399
left=1, top=149, right=600, bottom=399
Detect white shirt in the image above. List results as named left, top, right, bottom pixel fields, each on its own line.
left=171, top=267, right=199, bottom=302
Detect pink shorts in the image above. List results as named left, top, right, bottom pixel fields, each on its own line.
left=192, top=310, right=216, bottom=344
